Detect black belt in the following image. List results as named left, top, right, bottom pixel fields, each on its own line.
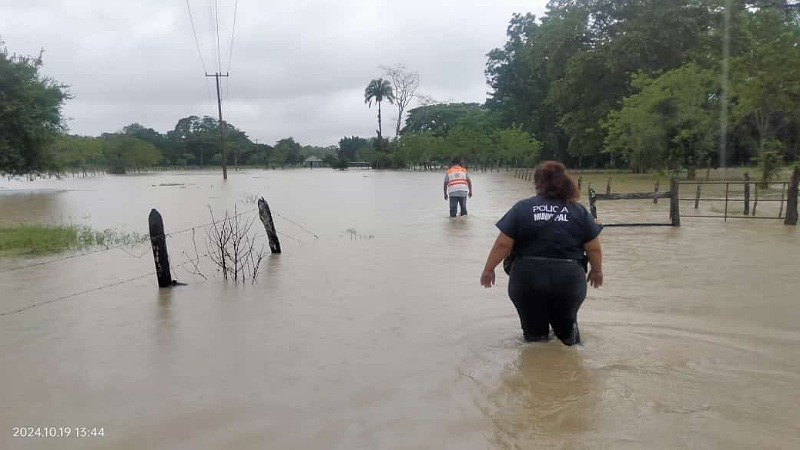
left=518, top=256, right=580, bottom=264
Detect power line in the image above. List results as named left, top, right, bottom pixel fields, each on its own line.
left=214, top=0, right=223, bottom=74
left=184, top=0, right=208, bottom=73
left=227, top=0, right=239, bottom=73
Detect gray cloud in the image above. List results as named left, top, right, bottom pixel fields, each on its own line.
left=1, top=0, right=547, bottom=147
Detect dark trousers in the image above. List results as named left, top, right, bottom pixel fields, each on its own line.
left=449, top=196, right=467, bottom=217
left=508, top=258, right=586, bottom=346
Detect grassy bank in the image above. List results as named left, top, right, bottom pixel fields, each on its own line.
left=0, top=224, right=145, bottom=255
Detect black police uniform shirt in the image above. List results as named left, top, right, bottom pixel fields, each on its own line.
left=496, top=195, right=602, bottom=261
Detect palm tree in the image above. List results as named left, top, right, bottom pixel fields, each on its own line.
left=364, top=78, right=395, bottom=145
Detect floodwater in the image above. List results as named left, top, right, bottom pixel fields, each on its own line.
left=1, top=169, right=798, bottom=449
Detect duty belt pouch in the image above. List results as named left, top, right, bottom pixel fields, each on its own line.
left=502, top=251, right=515, bottom=275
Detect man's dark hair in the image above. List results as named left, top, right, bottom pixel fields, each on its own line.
left=451, top=158, right=462, bottom=166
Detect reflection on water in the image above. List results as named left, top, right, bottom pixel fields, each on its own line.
left=0, top=170, right=798, bottom=449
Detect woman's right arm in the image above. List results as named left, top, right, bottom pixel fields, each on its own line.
left=583, top=237, right=603, bottom=288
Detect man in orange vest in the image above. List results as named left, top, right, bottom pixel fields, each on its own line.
left=443, top=158, right=473, bottom=217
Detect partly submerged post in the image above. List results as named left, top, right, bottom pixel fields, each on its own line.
left=258, top=197, right=282, bottom=253
left=148, top=209, right=173, bottom=288
left=785, top=167, right=799, bottom=225
left=694, top=183, right=701, bottom=209
left=670, top=178, right=680, bottom=226
left=724, top=182, right=730, bottom=222
left=606, top=177, right=612, bottom=195
left=743, top=172, right=750, bottom=215
left=779, top=182, right=786, bottom=219
left=653, top=180, right=660, bottom=204
left=752, top=184, right=759, bottom=216
left=588, top=184, right=598, bottom=219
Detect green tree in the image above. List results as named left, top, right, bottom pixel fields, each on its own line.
left=402, top=103, right=487, bottom=136
left=493, top=126, right=541, bottom=167
left=0, top=41, right=70, bottom=173
left=100, top=134, right=161, bottom=174
left=338, top=136, right=373, bottom=160
left=271, top=137, right=303, bottom=166
left=731, top=7, right=800, bottom=157
left=364, top=78, right=395, bottom=144
left=47, top=135, right=104, bottom=174
left=604, top=64, right=719, bottom=176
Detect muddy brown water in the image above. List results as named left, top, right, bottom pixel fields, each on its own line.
left=1, top=170, right=799, bottom=449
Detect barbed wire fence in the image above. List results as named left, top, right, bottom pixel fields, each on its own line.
left=0, top=207, right=320, bottom=318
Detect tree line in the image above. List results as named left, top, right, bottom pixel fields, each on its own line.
left=356, top=1, right=799, bottom=175
left=484, top=0, right=800, bottom=175
left=5, top=1, right=800, bottom=176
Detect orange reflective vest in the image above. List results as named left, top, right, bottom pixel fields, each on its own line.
left=445, top=165, right=470, bottom=195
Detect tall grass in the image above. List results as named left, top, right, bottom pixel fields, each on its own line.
left=0, top=224, right=146, bottom=255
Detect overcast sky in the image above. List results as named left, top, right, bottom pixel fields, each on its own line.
left=1, top=0, right=547, bottom=147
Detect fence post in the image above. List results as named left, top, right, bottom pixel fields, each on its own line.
left=257, top=197, right=282, bottom=253
left=578, top=176, right=583, bottom=192
left=743, top=172, right=750, bottom=215
left=670, top=178, right=680, bottom=226
left=606, top=177, right=612, bottom=195
left=785, top=168, right=798, bottom=225
left=694, top=183, right=701, bottom=209
left=752, top=184, right=759, bottom=216
left=588, top=184, right=598, bottom=219
left=653, top=180, right=660, bottom=204
left=148, top=209, right=174, bottom=288
left=724, top=182, right=729, bottom=222
left=779, top=182, right=786, bottom=218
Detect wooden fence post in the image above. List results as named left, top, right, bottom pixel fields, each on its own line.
left=670, top=178, right=680, bottom=226
left=785, top=168, right=798, bottom=225
left=694, top=184, right=701, bottom=209
left=653, top=180, right=660, bottom=204
left=752, top=184, right=759, bottom=216
left=724, top=182, right=730, bottom=222
left=258, top=197, right=282, bottom=253
left=588, top=185, right=598, bottom=219
left=606, top=177, right=612, bottom=195
left=743, top=172, right=750, bottom=215
left=148, top=209, right=174, bottom=288
left=779, top=182, right=786, bottom=218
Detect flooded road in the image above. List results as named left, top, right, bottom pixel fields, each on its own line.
left=1, top=169, right=799, bottom=449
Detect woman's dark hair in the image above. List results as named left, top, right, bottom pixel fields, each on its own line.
left=533, top=161, right=580, bottom=203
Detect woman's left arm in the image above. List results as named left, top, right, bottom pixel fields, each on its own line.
left=480, top=232, right=514, bottom=288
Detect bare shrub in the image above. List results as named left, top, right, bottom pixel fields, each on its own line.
left=206, top=207, right=266, bottom=284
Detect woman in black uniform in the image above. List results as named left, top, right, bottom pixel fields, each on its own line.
left=480, top=161, right=603, bottom=345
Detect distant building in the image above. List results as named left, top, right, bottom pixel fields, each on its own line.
left=303, top=156, right=325, bottom=168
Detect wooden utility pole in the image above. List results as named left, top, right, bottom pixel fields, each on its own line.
left=206, top=72, right=230, bottom=180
